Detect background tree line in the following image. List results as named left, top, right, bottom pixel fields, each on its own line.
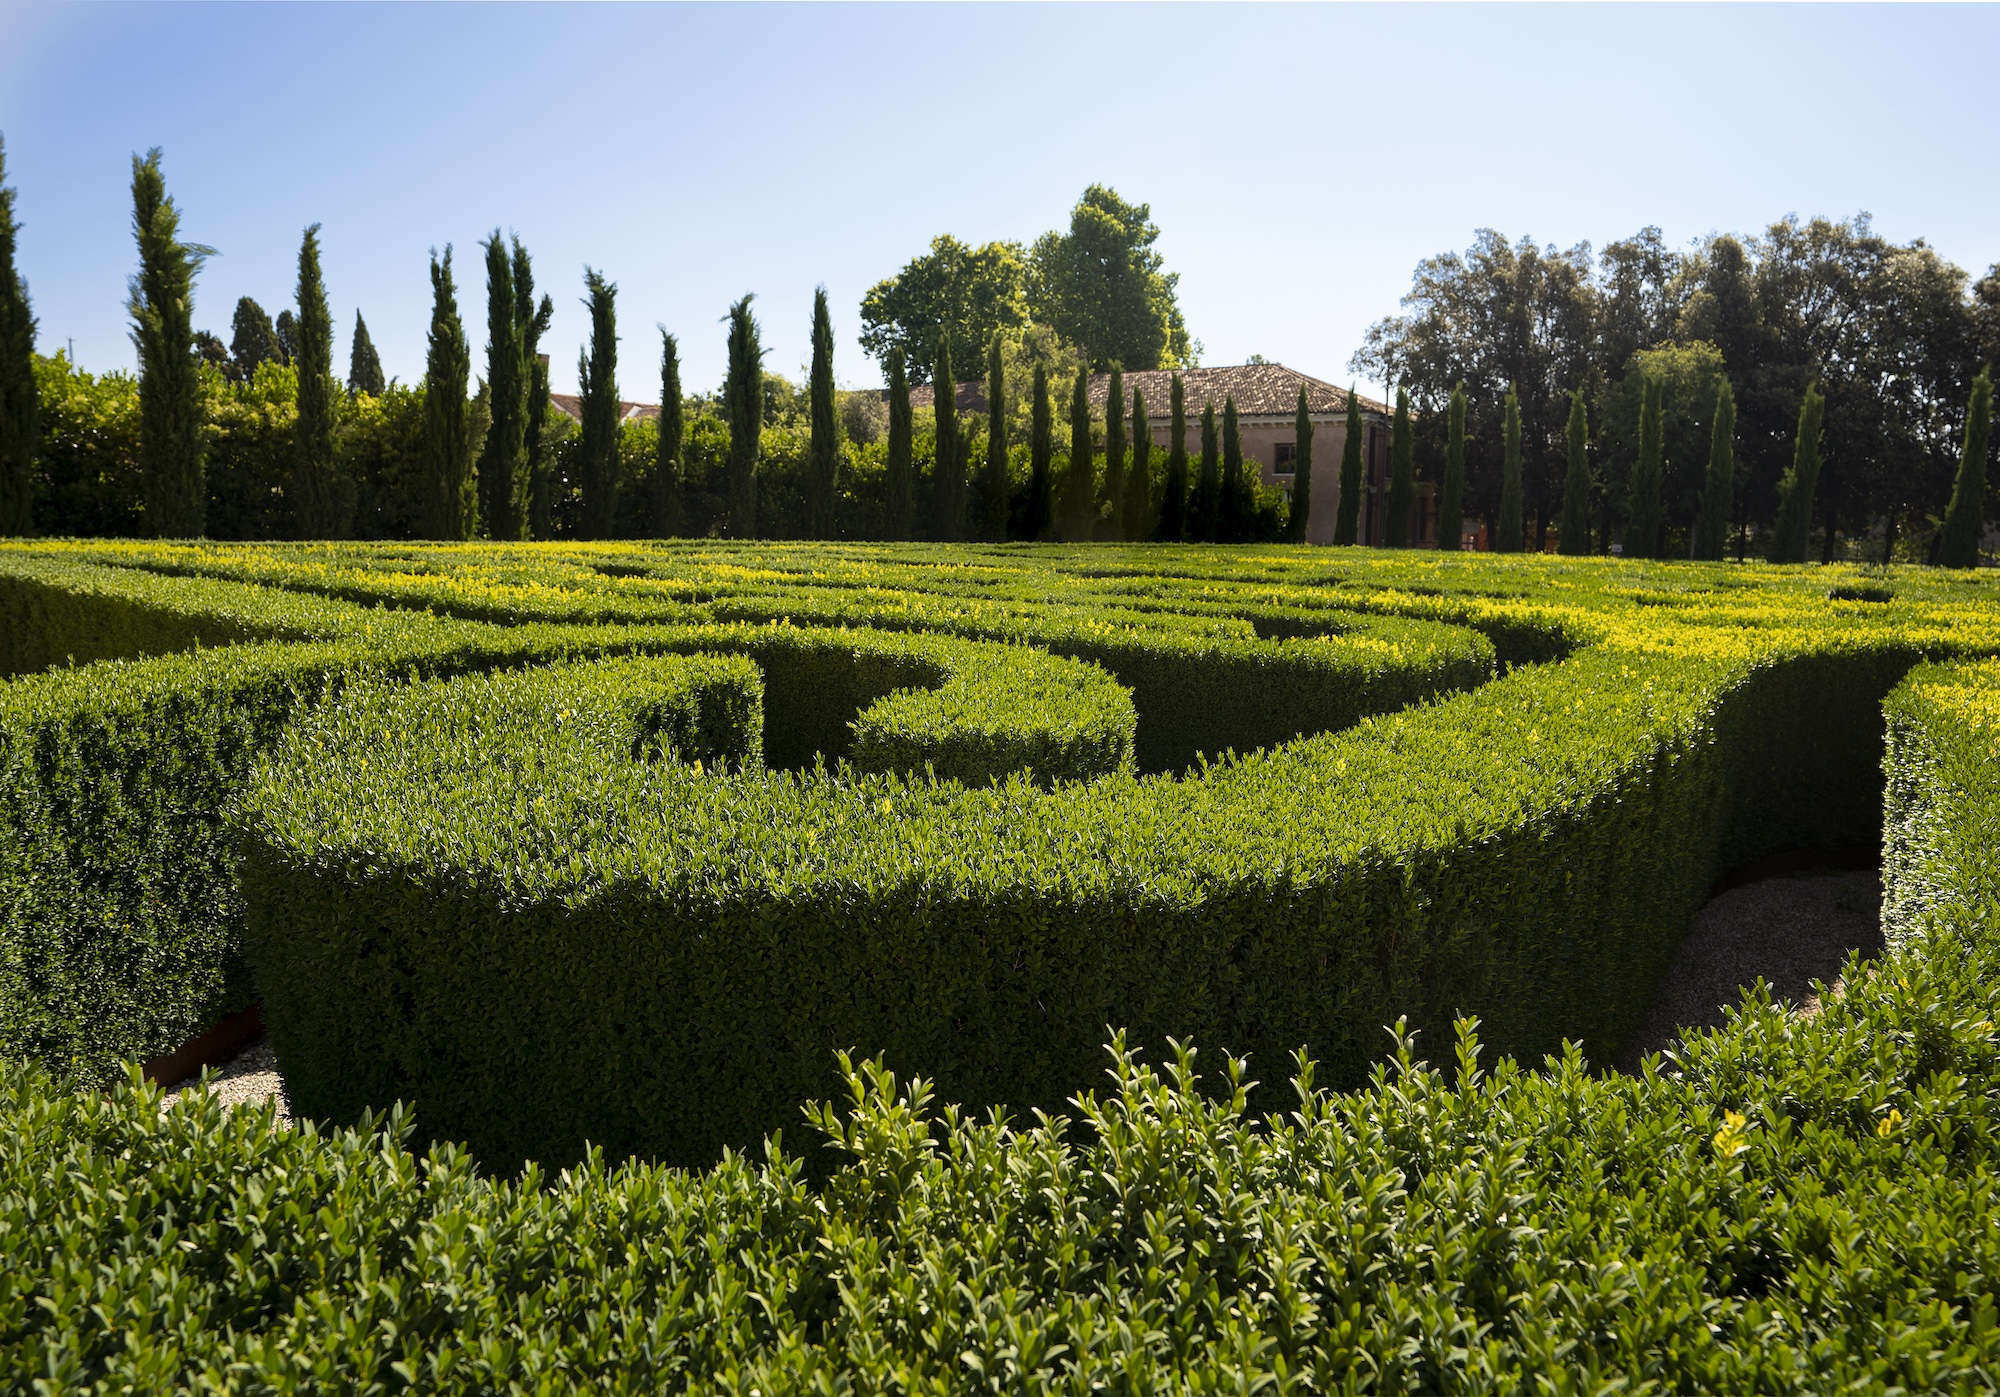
left=1352, top=218, right=1999, bottom=560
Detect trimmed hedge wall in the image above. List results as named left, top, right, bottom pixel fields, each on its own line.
left=7, top=653, right=2000, bottom=1388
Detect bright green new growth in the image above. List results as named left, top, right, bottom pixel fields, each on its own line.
left=1768, top=382, right=1825, bottom=564
left=1195, top=399, right=1220, bottom=543
left=1286, top=386, right=1312, bottom=543
left=722, top=294, right=762, bottom=538
left=577, top=269, right=620, bottom=540
left=346, top=310, right=384, bottom=397
left=1625, top=375, right=1664, bottom=559
left=1102, top=368, right=1126, bottom=538
left=421, top=246, right=473, bottom=540
left=1693, top=380, right=1736, bottom=562
left=1158, top=373, right=1187, bottom=541
left=129, top=148, right=207, bottom=538
left=807, top=287, right=839, bottom=539
left=1385, top=387, right=1414, bottom=547
left=981, top=334, right=1007, bottom=542
left=1123, top=387, right=1151, bottom=540
left=1437, top=384, right=1465, bottom=551
left=1496, top=386, right=1523, bottom=553
left=1558, top=387, right=1591, bottom=555
left=885, top=349, right=913, bottom=541
left=476, top=233, right=527, bottom=541
left=1938, top=367, right=1991, bottom=568
left=1334, top=389, right=1363, bottom=545
left=1026, top=360, right=1051, bottom=540
left=0, top=135, right=37, bottom=536
left=930, top=337, right=961, bottom=541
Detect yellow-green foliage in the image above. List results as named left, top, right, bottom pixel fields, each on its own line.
left=6, top=541, right=2000, bottom=1389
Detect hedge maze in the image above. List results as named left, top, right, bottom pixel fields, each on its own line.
left=6, top=539, right=2000, bottom=1390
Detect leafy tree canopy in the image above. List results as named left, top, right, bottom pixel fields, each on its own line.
left=858, top=235, right=1029, bottom=386
left=1030, top=185, right=1192, bottom=372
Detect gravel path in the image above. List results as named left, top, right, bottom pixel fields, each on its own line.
left=156, top=871, right=1884, bottom=1116
left=1618, top=869, right=1883, bottom=1071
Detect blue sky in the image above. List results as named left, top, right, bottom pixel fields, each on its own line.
left=2, top=3, right=1995, bottom=402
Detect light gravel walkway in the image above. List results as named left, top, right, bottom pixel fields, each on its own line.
left=1618, top=869, right=1882, bottom=1071
left=163, top=1036, right=291, bottom=1122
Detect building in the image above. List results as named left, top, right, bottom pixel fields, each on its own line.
left=546, top=392, right=658, bottom=426
left=910, top=362, right=1436, bottom=546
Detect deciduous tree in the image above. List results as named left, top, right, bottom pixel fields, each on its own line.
left=1030, top=185, right=1191, bottom=370
left=859, top=235, right=1030, bottom=386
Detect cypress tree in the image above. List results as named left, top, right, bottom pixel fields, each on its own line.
left=1158, top=373, right=1188, bottom=541
left=292, top=223, right=340, bottom=538
left=981, top=333, right=1008, bottom=541
left=420, top=246, right=473, bottom=539
left=1693, top=380, right=1736, bottom=562
left=1285, top=387, right=1312, bottom=544
left=807, top=286, right=838, bottom=538
left=1194, top=400, right=1220, bottom=543
left=1123, top=387, right=1152, bottom=540
left=347, top=310, right=385, bottom=396
left=1496, top=386, right=1525, bottom=553
left=1102, top=368, right=1125, bottom=539
left=1333, top=390, right=1363, bottom=545
left=1626, top=376, right=1664, bottom=559
left=476, top=234, right=525, bottom=539
left=1767, top=383, right=1824, bottom=564
left=514, top=242, right=554, bottom=539
left=0, top=135, right=38, bottom=536
left=1063, top=366, right=1093, bottom=540
left=722, top=294, right=762, bottom=538
left=1386, top=387, right=1414, bottom=547
left=653, top=330, right=683, bottom=538
left=885, top=348, right=913, bottom=540
left=576, top=269, right=620, bottom=539
left=931, top=337, right=962, bottom=541
left=128, top=148, right=207, bottom=538
left=1938, top=367, right=1992, bottom=569
left=1438, top=384, right=1466, bottom=551
left=1220, top=396, right=1245, bottom=542
left=1558, top=387, right=1592, bottom=556
left=230, top=297, right=281, bottom=383
left=1026, top=360, right=1052, bottom=541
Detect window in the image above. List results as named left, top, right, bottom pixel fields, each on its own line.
left=1273, top=441, right=1296, bottom=476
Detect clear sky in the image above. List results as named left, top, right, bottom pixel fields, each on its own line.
left=2, top=3, right=1995, bottom=403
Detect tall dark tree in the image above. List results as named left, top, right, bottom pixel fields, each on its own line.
left=0, top=135, right=38, bottom=536
left=194, top=330, right=229, bottom=373
left=514, top=243, right=554, bottom=539
left=930, top=336, right=963, bottom=540
left=1102, top=367, right=1126, bottom=537
left=1767, top=382, right=1824, bottom=564
left=421, top=246, right=474, bottom=539
left=128, top=148, right=207, bottom=537
left=577, top=269, right=620, bottom=540
left=722, top=294, right=763, bottom=537
left=274, top=309, right=299, bottom=365
left=1062, top=366, right=1093, bottom=540
left=1937, top=367, right=1992, bottom=569
left=653, top=330, right=683, bottom=537
left=1284, top=387, right=1313, bottom=543
left=1438, top=384, right=1465, bottom=551
left=1123, top=387, right=1152, bottom=540
left=476, top=234, right=526, bottom=539
left=1496, top=386, right=1524, bottom=553
left=980, top=333, right=1008, bottom=541
left=1219, top=396, right=1246, bottom=542
left=1157, top=373, right=1188, bottom=541
left=1557, top=388, right=1591, bottom=555
left=1026, top=360, right=1052, bottom=540
left=1385, top=387, right=1414, bottom=546
left=1334, top=390, right=1364, bottom=545
left=1693, top=380, right=1736, bottom=562
left=347, top=310, right=385, bottom=396
left=885, top=348, right=914, bottom=540
left=807, top=286, right=839, bottom=538
left=230, top=297, right=282, bottom=383
left=1625, top=375, right=1664, bottom=559
left=1194, top=400, right=1220, bottom=543
left=292, top=223, right=341, bottom=537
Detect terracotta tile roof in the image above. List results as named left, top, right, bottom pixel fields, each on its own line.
left=904, top=364, right=1389, bottom=420
left=547, top=392, right=659, bottom=424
